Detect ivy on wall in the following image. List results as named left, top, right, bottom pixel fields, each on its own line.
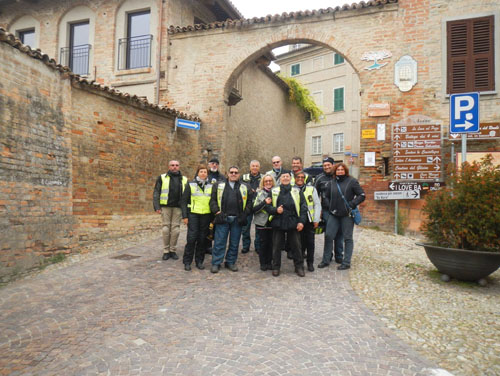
left=278, top=75, right=324, bottom=123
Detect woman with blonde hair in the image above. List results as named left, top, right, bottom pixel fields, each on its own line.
left=252, top=174, right=276, bottom=271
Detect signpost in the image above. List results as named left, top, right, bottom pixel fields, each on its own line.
left=175, top=118, right=201, bottom=131
left=374, top=190, right=420, bottom=200
left=392, top=119, right=442, bottom=181
left=449, top=92, right=480, bottom=164
left=449, top=122, right=499, bottom=141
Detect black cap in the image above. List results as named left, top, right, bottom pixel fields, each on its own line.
left=323, top=157, right=334, bottom=164
left=280, top=169, right=291, bottom=176
left=208, top=158, right=219, bottom=164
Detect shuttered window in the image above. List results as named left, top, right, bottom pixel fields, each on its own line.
left=447, top=16, right=494, bottom=93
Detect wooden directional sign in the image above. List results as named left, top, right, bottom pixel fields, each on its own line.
left=449, top=122, right=500, bottom=141
left=388, top=181, right=445, bottom=194
left=392, top=117, right=442, bottom=181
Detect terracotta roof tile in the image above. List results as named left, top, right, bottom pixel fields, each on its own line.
left=0, top=27, right=200, bottom=122
left=168, top=0, right=398, bottom=34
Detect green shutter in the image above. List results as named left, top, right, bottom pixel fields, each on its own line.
left=291, top=64, right=300, bottom=76
left=334, top=87, right=344, bottom=112
left=334, top=54, right=345, bottom=65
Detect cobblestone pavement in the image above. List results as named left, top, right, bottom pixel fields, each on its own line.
left=0, top=228, right=448, bottom=376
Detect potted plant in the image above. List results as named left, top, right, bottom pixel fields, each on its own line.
left=417, top=154, right=500, bottom=285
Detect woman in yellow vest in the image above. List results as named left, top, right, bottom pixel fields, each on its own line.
left=181, top=165, right=213, bottom=271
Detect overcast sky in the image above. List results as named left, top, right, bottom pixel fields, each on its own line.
left=230, top=0, right=351, bottom=71
left=230, top=0, right=353, bottom=18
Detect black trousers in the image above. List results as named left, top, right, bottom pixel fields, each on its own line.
left=300, top=222, right=315, bottom=264
left=272, top=229, right=303, bottom=270
left=256, top=227, right=273, bottom=268
left=183, top=213, right=211, bottom=265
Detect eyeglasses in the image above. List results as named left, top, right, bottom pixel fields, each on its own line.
left=272, top=161, right=280, bottom=164
left=295, top=176, right=305, bottom=179
left=229, top=171, right=239, bottom=175
left=263, top=180, right=273, bottom=183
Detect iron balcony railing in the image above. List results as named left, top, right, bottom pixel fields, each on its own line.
left=118, top=34, right=153, bottom=70
left=60, top=44, right=91, bottom=76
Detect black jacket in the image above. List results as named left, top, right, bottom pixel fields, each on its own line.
left=265, top=184, right=308, bottom=231
left=209, top=181, right=252, bottom=225
left=153, top=171, right=187, bottom=211
left=314, top=172, right=335, bottom=210
left=208, top=170, right=226, bottom=185
left=324, top=175, right=365, bottom=217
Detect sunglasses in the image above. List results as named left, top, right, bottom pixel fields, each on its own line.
left=272, top=161, right=280, bottom=164
left=229, top=171, right=239, bottom=175
left=170, top=164, right=179, bottom=167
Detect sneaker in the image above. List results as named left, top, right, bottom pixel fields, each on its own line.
left=241, top=248, right=250, bottom=254
left=337, top=264, right=350, bottom=270
left=295, top=267, right=305, bottom=277
left=307, top=263, right=315, bottom=272
left=225, top=263, right=238, bottom=272
left=169, top=252, right=179, bottom=260
left=317, top=261, right=329, bottom=268
left=162, top=253, right=170, bottom=261
left=210, top=264, right=220, bottom=273
left=184, top=264, right=192, bottom=271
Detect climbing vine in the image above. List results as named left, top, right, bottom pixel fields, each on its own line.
left=278, top=74, right=324, bottom=123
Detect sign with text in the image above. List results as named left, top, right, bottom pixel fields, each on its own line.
left=392, top=117, right=442, bottom=181
left=362, top=129, right=376, bottom=138
left=388, top=181, right=445, bottom=194
left=368, top=103, right=390, bottom=117
left=374, top=190, right=420, bottom=200
left=449, top=122, right=500, bottom=141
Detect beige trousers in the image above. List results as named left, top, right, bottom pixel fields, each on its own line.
left=161, top=206, right=182, bottom=254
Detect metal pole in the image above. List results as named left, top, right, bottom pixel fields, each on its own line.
left=461, top=134, right=467, bottom=164
left=394, top=199, right=398, bottom=234
left=451, top=142, right=455, bottom=170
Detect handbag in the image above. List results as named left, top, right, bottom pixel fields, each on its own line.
left=336, top=181, right=362, bottom=225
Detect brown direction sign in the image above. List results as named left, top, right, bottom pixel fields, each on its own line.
left=449, top=122, right=500, bottom=141
left=388, top=181, right=445, bottom=193
left=392, top=120, right=442, bottom=181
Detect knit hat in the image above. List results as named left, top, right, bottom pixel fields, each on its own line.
left=322, top=157, right=334, bottom=164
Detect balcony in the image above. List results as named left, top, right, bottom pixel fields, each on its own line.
left=60, top=44, right=91, bottom=76
left=118, top=34, right=153, bottom=70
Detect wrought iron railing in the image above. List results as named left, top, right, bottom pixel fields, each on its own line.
left=118, top=34, right=152, bottom=70
left=60, top=44, right=91, bottom=76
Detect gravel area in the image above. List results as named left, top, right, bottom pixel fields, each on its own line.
left=350, top=227, right=500, bottom=376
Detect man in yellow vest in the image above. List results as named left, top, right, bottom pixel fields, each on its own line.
left=209, top=166, right=251, bottom=273
left=293, top=171, right=321, bottom=272
left=266, top=170, right=308, bottom=277
left=153, top=160, right=188, bottom=261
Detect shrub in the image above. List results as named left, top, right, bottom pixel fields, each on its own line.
left=277, top=75, right=324, bottom=123
left=421, top=154, right=500, bottom=252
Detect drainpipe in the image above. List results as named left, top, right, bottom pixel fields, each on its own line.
left=155, top=0, right=164, bottom=105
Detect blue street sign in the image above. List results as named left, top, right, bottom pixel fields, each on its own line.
left=175, top=118, right=200, bottom=131
left=450, top=92, right=479, bottom=133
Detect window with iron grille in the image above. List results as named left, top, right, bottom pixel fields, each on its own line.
left=333, top=133, right=344, bottom=153
left=60, top=21, right=91, bottom=76
left=291, top=63, right=301, bottom=76
left=118, top=10, right=152, bottom=70
left=312, top=136, right=322, bottom=155
left=447, top=16, right=494, bottom=93
left=333, top=87, right=344, bottom=112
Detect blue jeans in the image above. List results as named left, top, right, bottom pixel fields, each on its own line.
left=322, top=213, right=354, bottom=266
left=212, top=216, right=242, bottom=266
left=241, top=212, right=261, bottom=251
left=323, top=211, right=345, bottom=264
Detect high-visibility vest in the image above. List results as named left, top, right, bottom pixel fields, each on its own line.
left=302, top=185, right=315, bottom=222
left=216, top=182, right=248, bottom=211
left=242, top=173, right=262, bottom=182
left=160, top=174, right=188, bottom=205
left=271, top=186, right=301, bottom=217
left=189, top=182, right=212, bottom=214
left=253, top=190, right=269, bottom=215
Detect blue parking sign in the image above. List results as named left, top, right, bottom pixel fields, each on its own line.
left=450, top=92, right=479, bottom=133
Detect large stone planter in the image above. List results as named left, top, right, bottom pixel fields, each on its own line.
left=417, top=243, right=500, bottom=284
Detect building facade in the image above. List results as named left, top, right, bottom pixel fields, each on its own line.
left=275, top=45, right=361, bottom=176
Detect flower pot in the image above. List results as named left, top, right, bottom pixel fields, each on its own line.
left=417, top=243, right=500, bottom=283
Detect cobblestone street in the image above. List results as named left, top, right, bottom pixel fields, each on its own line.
left=0, top=228, right=445, bottom=375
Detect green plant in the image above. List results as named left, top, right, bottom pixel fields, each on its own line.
left=421, top=155, right=500, bottom=252
left=277, top=75, right=324, bottom=122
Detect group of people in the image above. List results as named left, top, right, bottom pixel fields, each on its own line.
left=153, top=155, right=365, bottom=277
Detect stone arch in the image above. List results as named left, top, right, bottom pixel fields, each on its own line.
left=8, top=15, right=41, bottom=48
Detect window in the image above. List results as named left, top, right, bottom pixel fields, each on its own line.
left=68, top=22, right=90, bottom=75
left=333, top=87, right=344, bottom=112
left=334, top=53, right=345, bottom=65
left=312, top=136, right=322, bottom=155
left=447, top=16, right=494, bottom=93
left=18, top=29, right=35, bottom=47
left=118, top=10, right=152, bottom=70
left=291, top=63, right=301, bottom=76
left=312, top=91, right=323, bottom=108
left=333, top=133, right=344, bottom=153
